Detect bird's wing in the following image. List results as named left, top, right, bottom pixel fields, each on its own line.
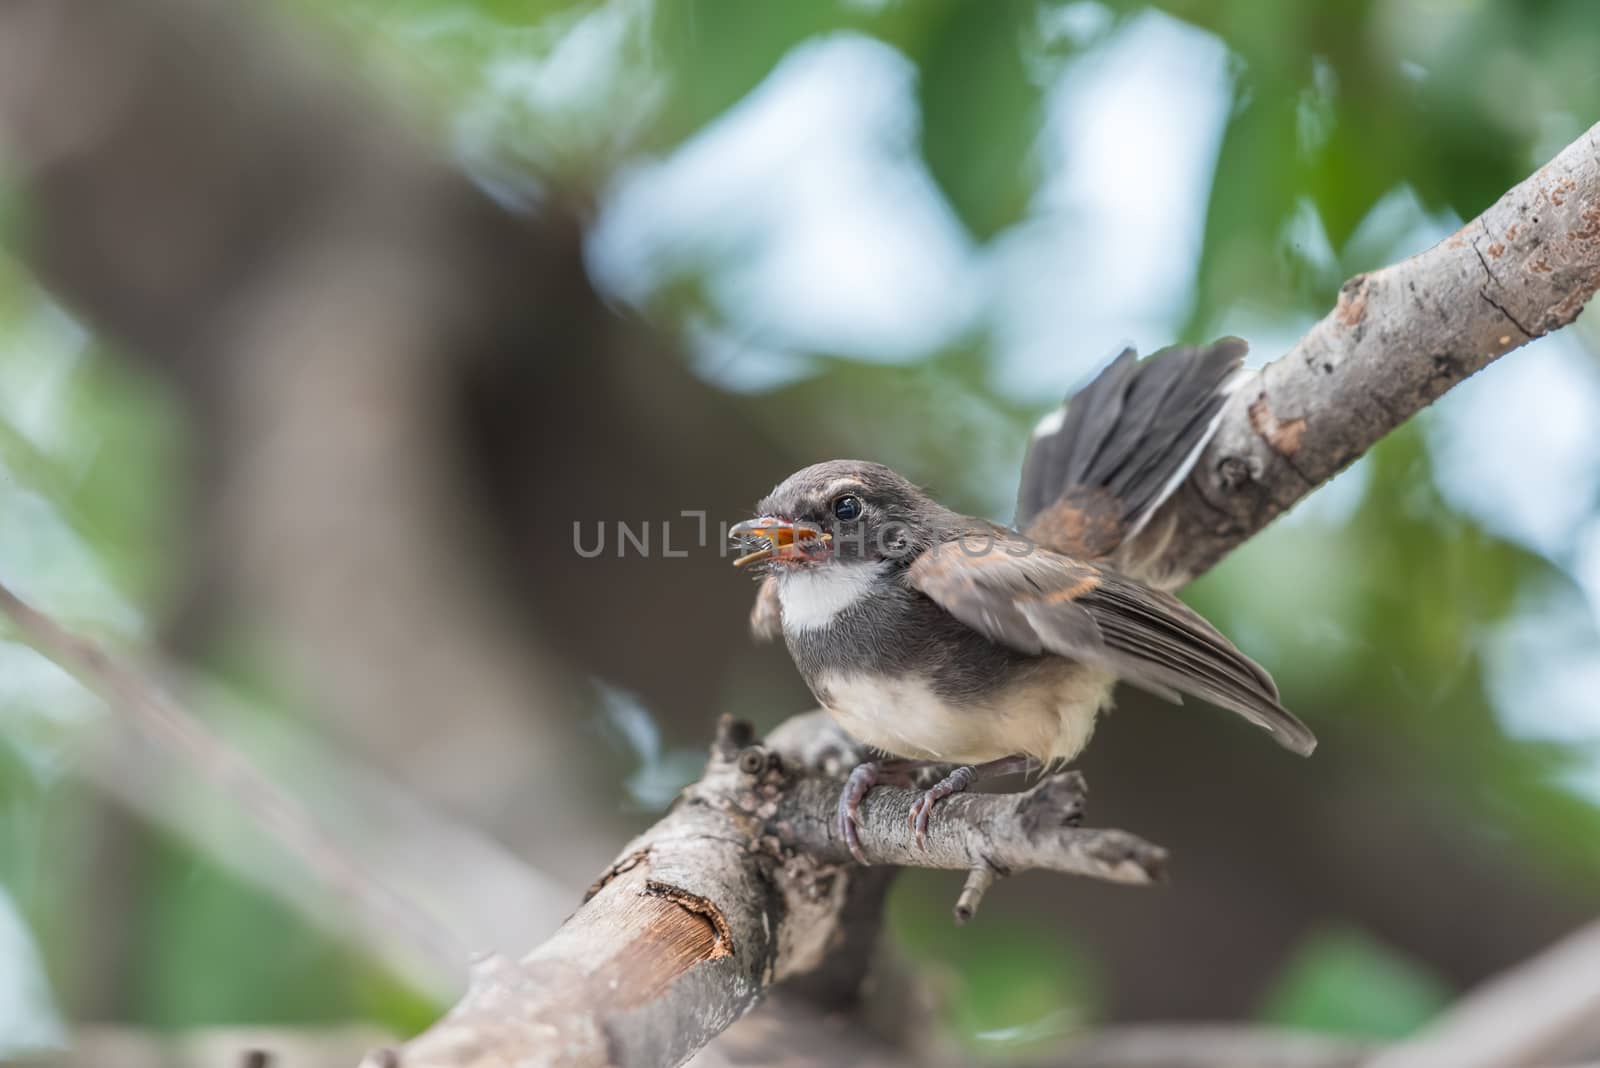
left=749, top=576, right=783, bottom=642
left=1016, top=338, right=1244, bottom=583
left=908, top=532, right=1316, bottom=755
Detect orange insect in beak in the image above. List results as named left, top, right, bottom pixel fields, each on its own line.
left=728, top=517, right=832, bottom=567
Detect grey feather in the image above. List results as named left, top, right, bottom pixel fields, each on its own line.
left=1016, top=338, right=1246, bottom=542
left=910, top=536, right=1317, bottom=756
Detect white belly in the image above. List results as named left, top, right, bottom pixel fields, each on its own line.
left=816, top=662, right=1115, bottom=765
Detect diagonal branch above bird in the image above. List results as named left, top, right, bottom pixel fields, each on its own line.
left=730, top=338, right=1316, bottom=865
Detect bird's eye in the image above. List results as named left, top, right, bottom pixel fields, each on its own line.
left=831, top=494, right=863, bottom=521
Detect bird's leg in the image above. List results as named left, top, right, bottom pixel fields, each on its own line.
left=909, top=754, right=1037, bottom=849
left=838, top=758, right=926, bottom=864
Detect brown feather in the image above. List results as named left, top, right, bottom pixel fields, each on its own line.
left=909, top=533, right=1316, bottom=756
left=1021, top=486, right=1126, bottom=560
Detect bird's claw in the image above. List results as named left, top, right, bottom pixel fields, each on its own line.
left=838, top=763, right=880, bottom=864
left=907, top=764, right=978, bottom=849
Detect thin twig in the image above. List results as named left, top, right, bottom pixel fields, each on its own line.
left=953, top=864, right=997, bottom=925
left=0, top=579, right=467, bottom=981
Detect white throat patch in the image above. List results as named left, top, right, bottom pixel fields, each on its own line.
left=777, top=562, right=885, bottom=632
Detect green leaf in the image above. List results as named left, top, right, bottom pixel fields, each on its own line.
left=649, top=0, right=843, bottom=146
left=910, top=0, right=1043, bottom=241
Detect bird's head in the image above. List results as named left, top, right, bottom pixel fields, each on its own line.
left=731, top=460, right=943, bottom=573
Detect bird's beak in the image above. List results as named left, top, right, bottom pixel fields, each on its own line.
left=729, top=517, right=831, bottom=567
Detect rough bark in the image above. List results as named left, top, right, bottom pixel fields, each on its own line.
left=1155, top=122, right=1600, bottom=581
left=378, top=713, right=1163, bottom=1068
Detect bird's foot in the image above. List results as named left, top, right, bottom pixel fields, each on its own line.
left=837, top=759, right=918, bottom=864
left=908, top=765, right=976, bottom=848
left=909, top=755, right=1036, bottom=849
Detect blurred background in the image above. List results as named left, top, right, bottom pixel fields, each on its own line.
left=2, top=0, right=1600, bottom=1061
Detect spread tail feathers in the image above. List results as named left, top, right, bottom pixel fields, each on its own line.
left=1016, top=338, right=1245, bottom=571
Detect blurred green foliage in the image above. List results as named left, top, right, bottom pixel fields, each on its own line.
left=3, top=0, right=1600, bottom=1056
left=1258, top=926, right=1452, bottom=1038
left=890, top=870, right=1100, bottom=1053
left=0, top=275, right=424, bottom=1039
left=132, top=837, right=370, bottom=1028
left=909, top=1, right=1042, bottom=240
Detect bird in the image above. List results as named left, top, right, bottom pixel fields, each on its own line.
left=728, top=338, right=1316, bottom=864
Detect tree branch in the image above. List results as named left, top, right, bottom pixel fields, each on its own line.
left=696, top=1000, right=1375, bottom=1068
left=1046, top=1024, right=1372, bottom=1068
left=372, top=712, right=1163, bottom=1068
left=1365, top=918, right=1600, bottom=1068
left=772, top=719, right=1165, bottom=883
left=1154, top=121, right=1600, bottom=581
